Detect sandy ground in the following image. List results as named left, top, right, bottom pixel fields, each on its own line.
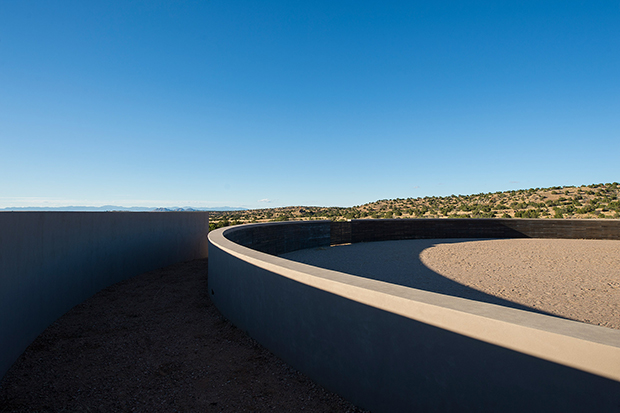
left=0, top=259, right=363, bottom=413
left=283, top=238, right=620, bottom=330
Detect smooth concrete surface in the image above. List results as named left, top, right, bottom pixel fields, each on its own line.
left=208, top=221, right=620, bottom=412
left=0, top=212, right=209, bottom=379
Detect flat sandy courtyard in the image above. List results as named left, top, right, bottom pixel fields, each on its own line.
left=282, top=238, right=620, bottom=330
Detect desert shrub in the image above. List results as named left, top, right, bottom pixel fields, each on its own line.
left=415, top=206, right=429, bottom=216
left=209, top=220, right=231, bottom=231
left=514, top=210, right=540, bottom=218
left=578, top=205, right=596, bottom=214
left=440, top=206, right=454, bottom=216
left=608, top=201, right=620, bottom=212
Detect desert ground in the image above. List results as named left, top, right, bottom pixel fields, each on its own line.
left=2, top=238, right=619, bottom=411
left=0, top=259, right=363, bottom=412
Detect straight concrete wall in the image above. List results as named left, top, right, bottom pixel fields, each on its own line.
left=209, top=220, right=620, bottom=412
left=0, top=212, right=209, bottom=379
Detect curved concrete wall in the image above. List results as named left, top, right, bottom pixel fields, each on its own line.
left=0, top=211, right=209, bottom=379
left=208, top=220, right=620, bottom=412
left=331, top=218, right=620, bottom=244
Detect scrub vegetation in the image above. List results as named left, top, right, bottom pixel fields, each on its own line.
left=209, top=182, right=620, bottom=231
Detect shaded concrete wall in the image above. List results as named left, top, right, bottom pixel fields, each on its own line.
left=331, top=218, right=620, bottom=244
left=0, top=212, right=209, bottom=379
left=225, top=220, right=331, bottom=255
left=209, top=220, right=620, bottom=412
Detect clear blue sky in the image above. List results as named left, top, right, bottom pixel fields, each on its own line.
left=1, top=1, right=618, bottom=209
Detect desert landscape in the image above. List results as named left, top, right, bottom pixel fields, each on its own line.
left=3, top=2, right=618, bottom=410
left=209, top=183, right=620, bottom=230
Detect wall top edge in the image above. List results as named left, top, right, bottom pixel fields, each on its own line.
left=209, top=225, right=620, bottom=347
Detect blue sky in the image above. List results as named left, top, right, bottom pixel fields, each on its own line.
left=1, top=1, right=618, bottom=209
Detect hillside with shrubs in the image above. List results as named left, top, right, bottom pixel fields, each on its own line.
left=209, top=182, right=620, bottom=231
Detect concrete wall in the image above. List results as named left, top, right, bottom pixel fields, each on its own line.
left=0, top=212, right=209, bottom=379
left=331, top=218, right=620, bottom=244
left=209, top=220, right=620, bottom=412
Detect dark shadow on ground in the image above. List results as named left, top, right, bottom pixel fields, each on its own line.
left=281, top=239, right=562, bottom=318
left=0, top=258, right=363, bottom=412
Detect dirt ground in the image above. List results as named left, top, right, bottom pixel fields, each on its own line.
left=419, top=238, right=620, bottom=330
left=0, top=258, right=364, bottom=413
left=284, top=238, right=620, bottom=330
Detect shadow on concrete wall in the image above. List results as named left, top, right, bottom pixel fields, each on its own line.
left=281, top=239, right=562, bottom=318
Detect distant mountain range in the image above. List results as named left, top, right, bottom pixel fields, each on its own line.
left=0, top=206, right=247, bottom=212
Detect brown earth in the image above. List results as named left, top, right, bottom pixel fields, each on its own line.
left=0, top=259, right=364, bottom=413
left=283, top=238, right=620, bottom=330
left=420, top=238, right=620, bottom=330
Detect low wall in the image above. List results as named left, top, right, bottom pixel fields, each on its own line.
left=209, top=219, right=620, bottom=412
left=331, top=218, right=620, bottom=244
left=0, top=211, right=209, bottom=379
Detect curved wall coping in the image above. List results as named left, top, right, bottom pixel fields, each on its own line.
left=210, top=221, right=620, bottom=382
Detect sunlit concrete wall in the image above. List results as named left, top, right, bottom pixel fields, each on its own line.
left=0, top=211, right=209, bottom=379
left=209, top=220, right=620, bottom=412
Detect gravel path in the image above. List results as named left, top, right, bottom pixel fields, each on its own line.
left=0, top=258, right=363, bottom=412
left=283, top=238, right=620, bottom=330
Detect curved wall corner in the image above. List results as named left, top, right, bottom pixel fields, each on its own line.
left=208, top=220, right=620, bottom=412
left=0, top=211, right=209, bottom=379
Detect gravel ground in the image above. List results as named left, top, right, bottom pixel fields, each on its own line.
left=0, top=258, right=364, bottom=413
left=283, top=238, right=620, bottom=330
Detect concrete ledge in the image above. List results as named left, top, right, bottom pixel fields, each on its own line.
left=0, top=212, right=209, bottom=379
left=208, top=220, right=620, bottom=412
